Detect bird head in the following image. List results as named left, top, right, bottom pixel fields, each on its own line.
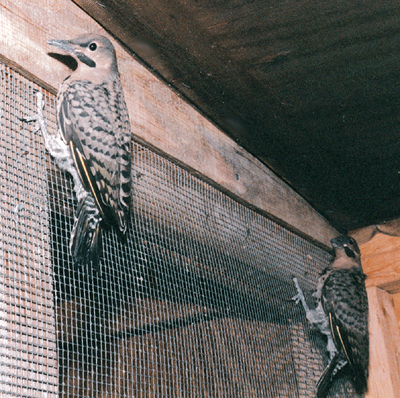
left=330, top=235, right=361, bottom=266
left=48, top=34, right=118, bottom=81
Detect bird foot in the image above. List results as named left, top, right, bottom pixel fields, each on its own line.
left=22, top=91, right=57, bottom=159
left=22, top=91, right=47, bottom=135
left=22, top=90, right=87, bottom=203
left=292, top=277, right=310, bottom=313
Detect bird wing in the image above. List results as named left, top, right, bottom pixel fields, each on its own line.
left=327, top=309, right=352, bottom=363
left=321, top=268, right=369, bottom=390
left=57, top=79, right=131, bottom=232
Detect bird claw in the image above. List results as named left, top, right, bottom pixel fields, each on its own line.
left=292, top=277, right=310, bottom=313
left=22, top=91, right=47, bottom=133
left=291, top=292, right=302, bottom=305
left=21, top=114, right=37, bottom=123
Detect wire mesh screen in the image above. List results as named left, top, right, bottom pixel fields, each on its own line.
left=0, top=64, right=58, bottom=396
left=0, top=61, right=363, bottom=397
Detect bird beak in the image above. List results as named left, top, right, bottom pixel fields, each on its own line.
left=330, top=237, right=340, bottom=248
left=48, top=39, right=96, bottom=68
left=48, top=39, right=76, bottom=55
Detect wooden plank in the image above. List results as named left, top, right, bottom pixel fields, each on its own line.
left=57, top=295, right=297, bottom=397
left=0, top=0, right=338, bottom=246
left=366, top=287, right=400, bottom=398
left=359, top=234, right=400, bottom=293
left=349, top=218, right=400, bottom=246
left=349, top=225, right=378, bottom=246
left=392, top=293, right=400, bottom=332
left=73, top=0, right=400, bottom=233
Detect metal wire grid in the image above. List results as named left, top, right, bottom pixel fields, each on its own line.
left=0, top=64, right=58, bottom=396
left=0, top=61, right=355, bottom=397
left=127, top=143, right=331, bottom=397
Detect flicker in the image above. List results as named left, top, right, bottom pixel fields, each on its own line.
left=293, top=235, right=369, bottom=397
left=27, top=34, right=131, bottom=269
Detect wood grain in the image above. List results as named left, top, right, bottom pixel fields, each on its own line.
left=360, top=234, right=400, bottom=293
left=0, top=0, right=338, bottom=246
left=392, top=293, right=400, bottom=332
left=366, top=287, right=400, bottom=398
left=73, top=0, right=400, bottom=233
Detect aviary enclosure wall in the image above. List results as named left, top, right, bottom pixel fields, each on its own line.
left=0, top=63, right=363, bottom=397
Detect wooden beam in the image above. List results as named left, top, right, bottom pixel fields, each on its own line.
left=366, top=287, right=400, bottom=398
left=0, top=0, right=338, bottom=246
left=392, top=293, right=400, bottom=332
left=360, top=234, right=400, bottom=293
left=349, top=218, right=400, bottom=247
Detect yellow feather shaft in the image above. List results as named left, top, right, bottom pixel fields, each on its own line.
left=70, top=142, right=104, bottom=217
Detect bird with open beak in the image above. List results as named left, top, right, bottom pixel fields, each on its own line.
left=30, top=34, right=132, bottom=269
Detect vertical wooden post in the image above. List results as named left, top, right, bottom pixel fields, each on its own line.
left=392, top=293, right=400, bottom=330
left=365, top=286, right=400, bottom=398
left=357, top=233, right=400, bottom=397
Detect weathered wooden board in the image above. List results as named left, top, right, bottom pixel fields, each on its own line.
left=0, top=0, right=338, bottom=246
left=360, top=234, right=400, bottom=293
left=353, top=234, right=400, bottom=397
left=366, top=287, right=400, bottom=398
left=393, top=293, right=400, bottom=332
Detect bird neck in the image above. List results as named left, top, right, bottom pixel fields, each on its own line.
left=70, top=64, right=116, bottom=85
left=331, top=254, right=361, bottom=270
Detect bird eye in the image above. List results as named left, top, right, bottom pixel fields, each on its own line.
left=89, top=43, right=98, bottom=51
left=348, top=237, right=355, bottom=245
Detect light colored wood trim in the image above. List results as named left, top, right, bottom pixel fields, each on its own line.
left=358, top=234, right=400, bottom=397
left=366, top=287, right=400, bottom=398
left=392, top=293, right=400, bottom=332
left=0, top=0, right=337, bottom=246
left=360, top=234, right=400, bottom=293
left=349, top=219, right=400, bottom=247
left=349, top=225, right=378, bottom=246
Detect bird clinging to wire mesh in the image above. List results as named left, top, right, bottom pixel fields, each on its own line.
left=26, top=34, right=132, bottom=269
left=293, top=235, right=369, bottom=398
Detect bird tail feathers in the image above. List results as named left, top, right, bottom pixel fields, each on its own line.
left=316, top=353, right=342, bottom=398
left=70, top=194, right=102, bottom=269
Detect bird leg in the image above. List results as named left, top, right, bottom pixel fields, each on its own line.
left=23, top=91, right=87, bottom=202
left=292, top=278, right=337, bottom=360
left=292, top=277, right=310, bottom=312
